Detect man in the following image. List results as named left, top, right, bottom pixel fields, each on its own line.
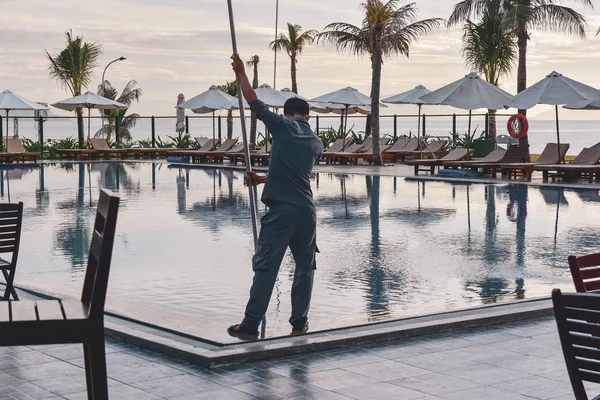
left=228, top=53, right=323, bottom=336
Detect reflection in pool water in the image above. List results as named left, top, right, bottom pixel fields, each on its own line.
left=1, top=162, right=599, bottom=330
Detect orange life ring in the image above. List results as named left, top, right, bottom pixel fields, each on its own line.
left=507, top=114, right=529, bottom=139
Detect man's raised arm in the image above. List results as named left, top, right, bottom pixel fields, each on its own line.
left=231, top=53, right=286, bottom=134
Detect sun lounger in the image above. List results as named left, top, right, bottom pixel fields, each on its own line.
left=195, top=137, right=210, bottom=148
left=443, top=148, right=507, bottom=169
left=534, top=147, right=600, bottom=183
left=186, top=139, right=238, bottom=163
left=0, top=139, right=41, bottom=163
left=56, top=147, right=97, bottom=160
left=322, top=139, right=370, bottom=165
left=89, top=139, right=129, bottom=159
left=381, top=138, right=411, bottom=161
left=410, top=140, right=449, bottom=159
left=385, top=138, right=421, bottom=162
left=170, top=138, right=221, bottom=157
left=405, top=148, right=472, bottom=175
left=476, top=143, right=570, bottom=181
left=339, top=139, right=392, bottom=165
left=324, top=138, right=355, bottom=153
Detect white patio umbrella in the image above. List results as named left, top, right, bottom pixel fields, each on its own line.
left=505, top=71, right=599, bottom=162
left=420, top=72, right=513, bottom=143
left=52, top=91, right=126, bottom=143
left=0, top=90, right=49, bottom=144
left=311, top=87, right=372, bottom=150
left=177, top=86, right=236, bottom=143
left=383, top=85, right=433, bottom=144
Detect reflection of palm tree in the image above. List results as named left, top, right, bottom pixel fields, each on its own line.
left=365, top=175, right=389, bottom=317
left=53, top=164, right=92, bottom=271
left=506, top=185, right=528, bottom=267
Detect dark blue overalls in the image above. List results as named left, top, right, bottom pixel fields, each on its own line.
left=241, top=100, right=323, bottom=330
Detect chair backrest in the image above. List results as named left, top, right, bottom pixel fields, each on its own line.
left=89, top=139, right=111, bottom=150
left=537, top=143, right=570, bottom=164
left=442, top=148, right=470, bottom=161
left=359, top=137, right=373, bottom=151
left=480, top=149, right=506, bottom=162
left=572, top=148, right=600, bottom=166
left=339, top=143, right=365, bottom=154
left=0, top=202, right=23, bottom=267
left=81, top=189, right=120, bottom=320
left=4, top=139, right=27, bottom=154
left=402, top=138, right=420, bottom=152
left=568, top=253, right=600, bottom=293
left=226, top=144, right=245, bottom=153
left=328, top=138, right=354, bottom=153
left=216, top=139, right=238, bottom=152
left=195, top=137, right=210, bottom=148
left=422, top=140, right=448, bottom=154
left=389, top=138, right=411, bottom=151
left=552, top=288, right=600, bottom=399
left=200, top=138, right=220, bottom=151
left=501, top=145, right=528, bottom=163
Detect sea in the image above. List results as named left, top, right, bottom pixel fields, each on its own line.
left=5, top=113, right=599, bottom=156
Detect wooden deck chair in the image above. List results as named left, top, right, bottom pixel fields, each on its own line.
left=490, top=143, right=570, bottom=180
left=568, top=253, right=600, bottom=293
left=0, top=139, right=41, bottom=163
left=405, top=148, right=472, bottom=175
left=411, top=140, right=449, bottom=159
left=0, top=202, right=23, bottom=300
left=552, top=288, right=600, bottom=400
left=195, top=137, right=210, bottom=148
left=324, top=138, right=355, bottom=153
left=89, top=139, right=128, bottom=159
left=444, top=149, right=507, bottom=169
left=0, top=189, right=119, bottom=399
left=536, top=148, right=600, bottom=183
left=386, top=138, right=421, bottom=162
left=341, top=139, right=392, bottom=165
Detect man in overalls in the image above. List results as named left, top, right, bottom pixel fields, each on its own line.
left=228, top=53, right=323, bottom=336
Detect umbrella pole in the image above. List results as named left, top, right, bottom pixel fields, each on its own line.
left=227, top=0, right=263, bottom=329
left=87, top=108, right=91, bottom=145
left=342, top=105, right=349, bottom=151
left=212, top=110, right=216, bottom=144
left=418, top=104, right=422, bottom=159
left=467, top=110, right=472, bottom=151
left=555, top=105, right=562, bottom=163
left=5, top=110, right=9, bottom=151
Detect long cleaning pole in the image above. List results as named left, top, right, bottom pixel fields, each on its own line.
left=273, top=0, right=279, bottom=89
left=226, top=0, right=263, bottom=327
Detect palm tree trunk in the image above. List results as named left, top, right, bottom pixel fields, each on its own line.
left=291, top=56, right=298, bottom=94
left=227, top=110, right=234, bottom=140
left=250, top=62, right=258, bottom=147
left=517, top=27, right=530, bottom=162
left=76, top=108, right=85, bottom=148
left=488, top=109, right=497, bottom=148
left=370, top=28, right=383, bottom=166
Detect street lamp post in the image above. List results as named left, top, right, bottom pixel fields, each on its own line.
left=101, top=56, right=126, bottom=134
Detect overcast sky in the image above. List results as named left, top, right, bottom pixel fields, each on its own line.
left=2, top=0, right=600, bottom=118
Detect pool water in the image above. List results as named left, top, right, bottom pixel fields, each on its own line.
left=2, top=162, right=599, bottom=331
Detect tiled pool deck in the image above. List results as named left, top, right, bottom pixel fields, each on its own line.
left=1, top=316, right=594, bottom=399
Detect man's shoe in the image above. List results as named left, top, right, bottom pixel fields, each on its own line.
left=291, top=321, right=309, bottom=335
left=228, top=324, right=259, bottom=337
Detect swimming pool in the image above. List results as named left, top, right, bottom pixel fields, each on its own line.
left=3, top=162, right=598, bottom=334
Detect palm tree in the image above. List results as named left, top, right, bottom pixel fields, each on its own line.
left=461, top=0, right=517, bottom=145
left=217, top=81, right=237, bottom=140
left=246, top=55, right=260, bottom=146
left=45, top=30, right=102, bottom=148
left=270, top=23, right=318, bottom=94
left=95, top=80, right=143, bottom=143
left=319, top=0, right=443, bottom=165
left=449, top=0, right=592, bottom=161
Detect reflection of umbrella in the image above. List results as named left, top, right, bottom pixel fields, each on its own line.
left=52, top=91, right=126, bottom=142
left=506, top=72, right=599, bottom=163
left=383, top=85, right=434, bottom=156
left=176, top=94, right=185, bottom=135
left=177, top=86, right=236, bottom=144
left=420, top=73, right=513, bottom=141
left=0, top=90, right=49, bottom=144
left=311, top=87, right=372, bottom=150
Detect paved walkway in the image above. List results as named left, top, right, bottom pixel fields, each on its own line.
left=0, top=317, right=593, bottom=399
